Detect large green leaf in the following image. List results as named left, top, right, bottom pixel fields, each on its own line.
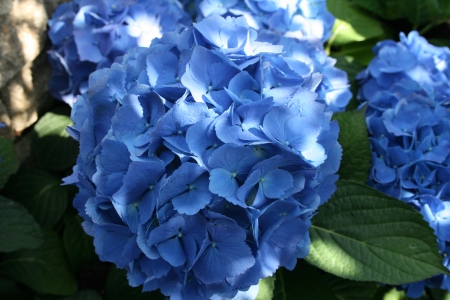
left=273, top=262, right=339, bottom=300
left=306, top=180, right=448, bottom=284
left=332, top=108, right=371, bottom=183
left=1, top=169, right=69, bottom=228
left=105, top=267, right=165, bottom=300
left=0, top=196, right=43, bottom=252
left=32, top=106, right=78, bottom=171
left=63, top=214, right=95, bottom=272
left=0, top=137, right=19, bottom=189
left=0, top=230, right=77, bottom=296
left=327, top=0, right=384, bottom=46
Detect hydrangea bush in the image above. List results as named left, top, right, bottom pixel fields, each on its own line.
left=47, top=0, right=191, bottom=106
left=65, top=14, right=342, bottom=299
left=357, top=31, right=450, bottom=298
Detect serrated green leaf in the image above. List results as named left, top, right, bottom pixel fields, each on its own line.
left=0, top=277, right=34, bottom=300
left=256, top=276, right=274, bottom=300
left=306, top=180, right=448, bottom=285
left=0, top=196, right=43, bottom=252
left=1, top=169, right=69, bottom=228
left=0, top=137, right=19, bottom=189
left=273, top=262, right=339, bottom=300
left=333, top=108, right=371, bottom=183
left=32, top=106, right=78, bottom=171
left=327, top=0, right=384, bottom=46
left=106, top=267, right=165, bottom=300
left=0, top=230, right=77, bottom=296
left=63, top=214, right=95, bottom=272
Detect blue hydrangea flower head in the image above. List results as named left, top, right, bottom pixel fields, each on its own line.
left=47, top=0, right=192, bottom=106
left=195, top=0, right=335, bottom=42
left=358, top=31, right=450, bottom=296
left=67, top=14, right=342, bottom=299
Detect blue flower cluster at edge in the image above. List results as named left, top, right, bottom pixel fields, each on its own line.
left=47, top=0, right=191, bottom=106
left=357, top=31, right=450, bottom=298
left=65, top=15, right=342, bottom=299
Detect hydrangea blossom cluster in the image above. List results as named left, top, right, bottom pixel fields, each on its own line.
left=195, top=0, right=335, bottom=42
left=47, top=0, right=191, bottom=106
left=66, top=15, right=341, bottom=299
left=357, top=31, right=450, bottom=298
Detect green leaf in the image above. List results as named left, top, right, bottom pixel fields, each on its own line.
left=0, top=196, right=43, bottom=252
left=105, top=267, right=165, bottom=300
left=0, top=137, right=19, bottom=189
left=306, top=180, right=448, bottom=285
left=327, top=0, right=384, bottom=46
left=273, top=262, right=339, bottom=300
left=0, top=277, right=34, bottom=300
left=63, top=214, right=95, bottom=272
left=0, top=230, right=77, bottom=296
left=1, top=169, right=69, bottom=228
left=256, top=276, right=275, bottom=300
left=333, top=108, right=371, bottom=183
left=32, top=106, right=78, bottom=171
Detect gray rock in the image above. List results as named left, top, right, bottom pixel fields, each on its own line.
left=0, top=0, right=52, bottom=136
left=0, top=0, right=13, bottom=15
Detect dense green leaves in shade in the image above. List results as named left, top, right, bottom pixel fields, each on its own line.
left=325, top=274, right=380, bottom=300
left=351, top=0, right=406, bottom=20
left=1, top=168, right=69, bottom=228
left=0, top=137, right=19, bottom=189
left=256, top=277, right=275, bottom=300
left=306, top=180, right=448, bottom=285
left=429, top=288, right=450, bottom=300
left=0, top=277, right=34, bottom=300
left=63, top=214, right=95, bottom=272
left=332, top=109, right=371, bottom=183
left=273, top=262, right=339, bottom=300
left=0, top=196, right=43, bottom=252
left=66, top=289, right=103, bottom=300
left=399, top=0, right=444, bottom=30
left=327, top=0, right=384, bottom=46
left=0, top=230, right=77, bottom=296
left=334, top=39, right=377, bottom=66
left=375, top=287, right=429, bottom=300
left=333, top=55, right=365, bottom=110
left=105, top=267, right=165, bottom=300
left=32, top=106, right=78, bottom=171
